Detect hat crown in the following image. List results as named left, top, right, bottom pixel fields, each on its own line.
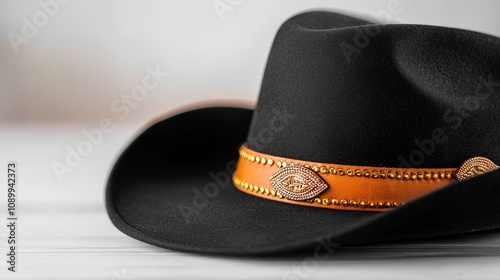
left=247, top=12, right=500, bottom=168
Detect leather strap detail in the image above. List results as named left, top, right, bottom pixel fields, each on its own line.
left=233, top=145, right=457, bottom=212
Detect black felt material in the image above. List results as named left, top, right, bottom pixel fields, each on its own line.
left=107, top=106, right=500, bottom=255
left=106, top=11, right=500, bottom=255
left=248, top=12, right=500, bottom=167
left=107, top=107, right=377, bottom=254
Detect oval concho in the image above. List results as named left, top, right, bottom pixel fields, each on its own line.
left=269, top=165, right=329, bottom=201
left=454, top=157, right=499, bottom=181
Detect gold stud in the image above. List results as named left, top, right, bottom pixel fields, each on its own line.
left=259, top=187, right=265, bottom=193
left=338, top=169, right=345, bottom=176
left=322, top=198, right=330, bottom=205
left=346, top=169, right=353, bottom=176
left=384, top=202, right=392, bottom=208
left=359, top=201, right=367, bottom=208
left=314, top=198, right=321, bottom=204
left=377, top=201, right=384, bottom=208
left=250, top=155, right=255, bottom=162
left=340, top=199, right=348, bottom=207
left=432, top=173, right=439, bottom=180
left=312, top=165, right=319, bottom=172
left=445, top=172, right=452, bottom=179
left=410, top=173, right=417, bottom=180
left=387, top=172, right=395, bottom=179
left=320, top=166, right=327, bottom=174
left=331, top=199, right=339, bottom=205
left=372, top=171, right=379, bottom=178
left=253, top=185, right=259, bottom=192
left=403, top=173, right=410, bottom=180
left=439, top=172, right=445, bottom=179
left=396, top=172, right=402, bottom=180
left=304, top=164, right=310, bottom=169
left=355, top=169, right=362, bottom=177
left=393, top=202, right=399, bottom=207
left=379, top=171, right=386, bottom=178
left=364, top=170, right=370, bottom=177
left=350, top=200, right=358, bottom=207
left=369, top=202, right=376, bottom=208
left=282, top=161, right=287, bottom=168
left=277, top=161, right=282, bottom=168
left=244, top=182, right=249, bottom=189
left=270, top=189, right=276, bottom=196
left=264, top=189, right=270, bottom=195
left=424, top=173, right=431, bottom=179
left=267, top=159, right=273, bottom=166
left=329, top=167, right=337, bottom=174
left=261, top=157, right=266, bottom=164
left=276, top=192, right=283, bottom=198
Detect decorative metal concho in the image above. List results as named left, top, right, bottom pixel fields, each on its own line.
left=269, top=165, right=329, bottom=201
left=454, top=157, right=499, bottom=181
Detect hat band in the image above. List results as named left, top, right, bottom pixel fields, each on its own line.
left=233, top=145, right=498, bottom=212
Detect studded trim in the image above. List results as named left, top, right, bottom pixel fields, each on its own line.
left=233, top=176, right=403, bottom=209
left=234, top=145, right=498, bottom=212
left=239, top=148, right=454, bottom=181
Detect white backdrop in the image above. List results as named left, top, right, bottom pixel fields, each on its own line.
left=1, top=0, right=500, bottom=124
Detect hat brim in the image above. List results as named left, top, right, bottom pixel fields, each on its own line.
left=106, top=105, right=500, bottom=255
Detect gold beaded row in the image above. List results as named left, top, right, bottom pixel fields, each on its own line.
left=233, top=176, right=402, bottom=209
left=239, top=148, right=453, bottom=181
left=239, top=149, right=275, bottom=166
left=233, top=176, right=283, bottom=198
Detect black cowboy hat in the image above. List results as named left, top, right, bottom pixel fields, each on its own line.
left=105, top=11, right=500, bottom=255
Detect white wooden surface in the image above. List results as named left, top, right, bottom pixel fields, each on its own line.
left=1, top=124, right=500, bottom=280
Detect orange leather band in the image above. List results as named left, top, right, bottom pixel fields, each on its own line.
left=233, top=145, right=457, bottom=212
